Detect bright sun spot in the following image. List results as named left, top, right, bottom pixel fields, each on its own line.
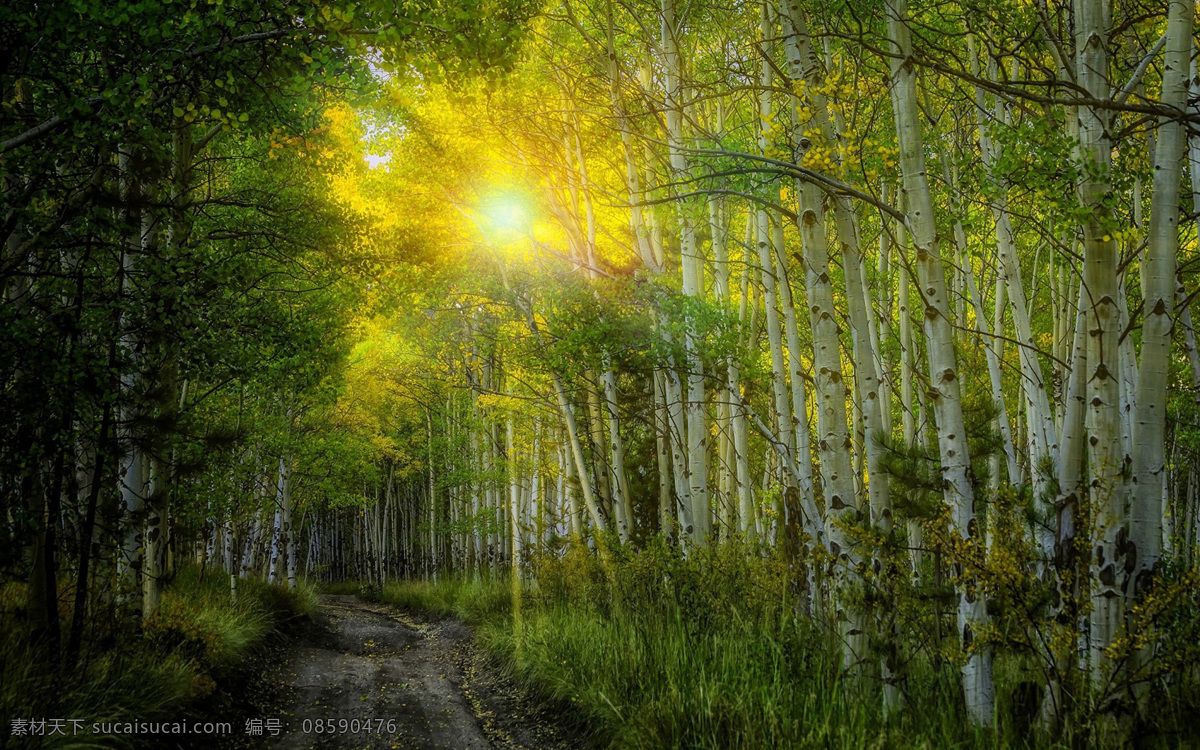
left=483, top=195, right=530, bottom=236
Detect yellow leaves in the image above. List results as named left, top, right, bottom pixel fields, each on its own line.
left=759, top=110, right=786, bottom=151
left=476, top=392, right=524, bottom=414
left=874, top=143, right=900, bottom=170
left=779, top=183, right=798, bottom=214
left=324, top=104, right=358, bottom=135
left=794, top=72, right=849, bottom=106
left=800, top=144, right=842, bottom=178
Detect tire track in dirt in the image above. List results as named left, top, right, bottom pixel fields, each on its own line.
left=265, top=595, right=580, bottom=750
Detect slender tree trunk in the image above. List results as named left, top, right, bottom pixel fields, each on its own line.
left=1125, top=0, right=1191, bottom=707
left=1073, top=0, right=1128, bottom=689
left=661, top=0, right=709, bottom=545
left=601, top=364, right=633, bottom=542
left=886, top=0, right=994, bottom=723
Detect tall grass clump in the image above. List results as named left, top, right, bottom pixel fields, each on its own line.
left=501, top=541, right=977, bottom=749
left=377, top=575, right=513, bottom=623
left=142, top=566, right=316, bottom=672
left=0, top=566, right=316, bottom=748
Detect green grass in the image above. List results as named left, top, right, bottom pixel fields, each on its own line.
left=319, top=580, right=372, bottom=596
left=373, top=567, right=986, bottom=747
left=372, top=545, right=1200, bottom=749
left=376, top=576, right=514, bottom=622
left=0, top=566, right=316, bottom=748
left=143, top=566, right=316, bottom=670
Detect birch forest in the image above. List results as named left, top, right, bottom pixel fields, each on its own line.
left=5, top=0, right=1200, bottom=746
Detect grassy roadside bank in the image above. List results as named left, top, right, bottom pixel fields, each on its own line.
left=358, top=556, right=978, bottom=748
left=357, top=546, right=1199, bottom=749
left=1, top=567, right=316, bottom=748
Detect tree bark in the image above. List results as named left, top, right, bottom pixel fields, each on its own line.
left=886, top=0, right=994, bottom=723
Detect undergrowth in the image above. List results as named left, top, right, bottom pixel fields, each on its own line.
left=0, top=566, right=315, bottom=749
left=374, top=541, right=1200, bottom=749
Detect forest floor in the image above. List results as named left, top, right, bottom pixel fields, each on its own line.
left=212, top=594, right=582, bottom=750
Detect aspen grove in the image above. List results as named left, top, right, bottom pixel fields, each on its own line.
left=5, top=0, right=1200, bottom=745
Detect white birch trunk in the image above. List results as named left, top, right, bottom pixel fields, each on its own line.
left=282, top=457, right=295, bottom=590
left=1129, top=0, right=1190, bottom=653
left=507, top=407, right=522, bottom=578
left=1074, top=0, right=1128, bottom=686
left=427, top=409, right=438, bottom=581
left=652, top=371, right=675, bottom=537
left=886, top=0, right=994, bottom=722
left=661, top=0, right=709, bottom=545
left=141, top=455, right=164, bottom=621
left=601, top=364, right=633, bottom=542
left=757, top=210, right=800, bottom=499
left=895, top=195, right=924, bottom=571
left=267, top=457, right=286, bottom=586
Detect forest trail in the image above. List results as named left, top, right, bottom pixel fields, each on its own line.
left=266, top=595, right=575, bottom=750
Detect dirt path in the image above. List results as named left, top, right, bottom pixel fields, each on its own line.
left=259, top=595, right=578, bottom=750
